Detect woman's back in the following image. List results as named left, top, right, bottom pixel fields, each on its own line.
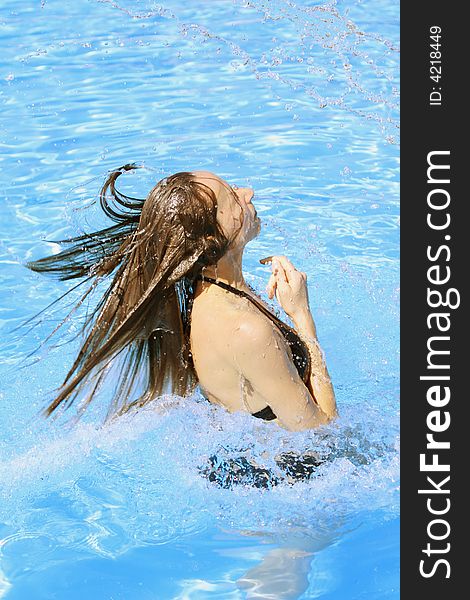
left=189, top=277, right=314, bottom=422
left=190, top=278, right=270, bottom=415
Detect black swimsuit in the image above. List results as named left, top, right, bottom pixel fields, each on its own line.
left=195, top=275, right=311, bottom=421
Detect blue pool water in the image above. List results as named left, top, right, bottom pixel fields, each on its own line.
left=0, top=0, right=399, bottom=598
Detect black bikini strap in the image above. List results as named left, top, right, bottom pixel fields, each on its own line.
left=196, top=275, right=248, bottom=299
left=195, top=275, right=280, bottom=321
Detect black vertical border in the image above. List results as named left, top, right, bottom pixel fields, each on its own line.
left=401, top=1, right=465, bottom=597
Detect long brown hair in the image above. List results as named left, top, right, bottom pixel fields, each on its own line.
left=25, top=164, right=242, bottom=423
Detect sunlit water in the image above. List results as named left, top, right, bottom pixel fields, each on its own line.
left=0, top=0, right=399, bottom=598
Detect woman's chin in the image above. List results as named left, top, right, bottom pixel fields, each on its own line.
left=239, top=219, right=262, bottom=247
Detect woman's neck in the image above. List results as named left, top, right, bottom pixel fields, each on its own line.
left=199, top=247, right=246, bottom=289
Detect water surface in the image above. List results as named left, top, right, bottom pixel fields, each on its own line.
left=0, top=0, right=399, bottom=597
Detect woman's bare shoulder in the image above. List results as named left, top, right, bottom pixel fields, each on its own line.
left=190, top=285, right=275, bottom=347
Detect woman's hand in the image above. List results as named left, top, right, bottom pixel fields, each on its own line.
left=265, top=255, right=311, bottom=321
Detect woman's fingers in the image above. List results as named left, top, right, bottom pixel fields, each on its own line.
left=262, top=255, right=310, bottom=318
left=266, top=273, right=277, bottom=299
left=272, top=257, right=288, bottom=283
left=265, top=255, right=307, bottom=300
left=267, top=269, right=288, bottom=297
left=272, top=255, right=299, bottom=283
left=274, top=255, right=296, bottom=273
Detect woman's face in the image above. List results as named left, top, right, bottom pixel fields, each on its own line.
left=192, top=171, right=261, bottom=247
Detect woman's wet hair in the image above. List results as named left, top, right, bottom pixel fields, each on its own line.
left=25, top=164, right=243, bottom=423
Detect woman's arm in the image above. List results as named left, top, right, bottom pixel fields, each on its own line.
left=231, top=314, right=330, bottom=431
left=265, top=255, right=338, bottom=420
left=290, top=308, right=338, bottom=420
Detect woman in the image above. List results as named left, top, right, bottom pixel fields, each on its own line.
left=26, top=164, right=337, bottom=430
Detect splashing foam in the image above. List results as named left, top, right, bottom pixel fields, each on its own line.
left=0, top=389, right=399, bottom=558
